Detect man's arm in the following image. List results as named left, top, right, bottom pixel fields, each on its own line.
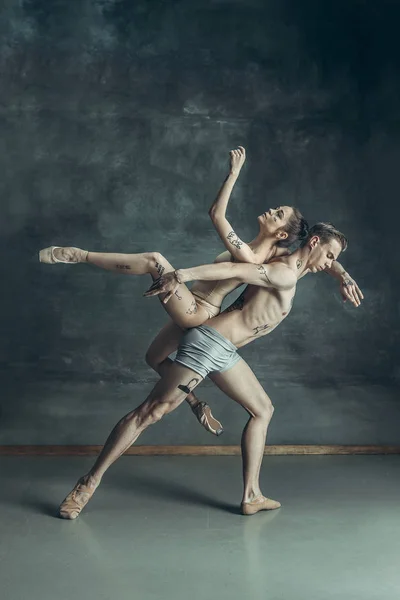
left=324, top=261, right=364, bottom=307
left=209, top=147, right=264, bottom=264
left=144, top=261, right=296, bottom=303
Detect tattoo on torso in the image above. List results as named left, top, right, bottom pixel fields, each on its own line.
left=253, top=324, right=270, bottom=336
left=225, top=289, right=246, bottom=312
left=296, top=259, right=302, bottom=269
left=227, top=230, right=243, bottom=250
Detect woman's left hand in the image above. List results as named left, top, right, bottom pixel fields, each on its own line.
left=229, top=146, right=246, bottom=176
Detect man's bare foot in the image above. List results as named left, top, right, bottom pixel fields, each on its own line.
left=59, top=474, right=100, bottom=520
left=190, top=401, right=224, bottom=436
left=39, top=246, right=88, bottom=264
left=241, top=495, right=281, bottom=515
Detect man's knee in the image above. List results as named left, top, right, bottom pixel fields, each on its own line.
left=145, top=351, right=169, bottom=376
left=256, top=396, right=274, bottom=422
left=139, top=397, right=175, bottom=427
left=145, top=348, right=158, bottom=371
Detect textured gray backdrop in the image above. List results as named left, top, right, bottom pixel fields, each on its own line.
left=1, top=0, right=399, bottom=445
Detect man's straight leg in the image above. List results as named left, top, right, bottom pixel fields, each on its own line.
left=59, top=363, right=203, bottom=519
left=210, top=359, right=280, bottom=514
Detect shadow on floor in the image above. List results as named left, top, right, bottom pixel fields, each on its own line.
left=115, top=472, right=241, bottom=514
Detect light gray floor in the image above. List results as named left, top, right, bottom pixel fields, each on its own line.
left=1, top=455, right=400, bottom=600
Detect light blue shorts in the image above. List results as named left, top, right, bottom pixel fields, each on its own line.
left=175, top=325, right=241, bottom=379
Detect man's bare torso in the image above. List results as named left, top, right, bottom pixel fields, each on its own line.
left=203, top=279, right=296, bottom=348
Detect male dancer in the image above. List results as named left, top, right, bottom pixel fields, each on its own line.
left=44, top=222, right=361, bottom=518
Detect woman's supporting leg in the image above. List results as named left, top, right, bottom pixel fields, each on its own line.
left=210, top=360, right=280, bottom=513
left=59, top=363, right=204, bottom=519
left=145, top=321, right=224, bottom=436
left=41, top=247, right=209, bottom=329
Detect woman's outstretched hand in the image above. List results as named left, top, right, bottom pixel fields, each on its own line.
left=143, top=272, right=180, bottom=304
left=229, top=146, right=246, bottom=176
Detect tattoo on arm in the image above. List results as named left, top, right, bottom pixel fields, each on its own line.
left=155, top=262, right=165, bottom=277
left=296, top=259, right=302, bottom=270
left=186, top=300, right=198, bottom=315
left=116, top=264, right=131, bottom=270
left=178, top=377, right=200, bottom=395
left=257, top=265, right=271, bottom=284
left=342, top=279, right=353, bottom=287
left=227, top=230, right=244, bottom=250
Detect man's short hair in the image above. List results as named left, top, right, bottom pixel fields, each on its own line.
left=308, top=222, right=348, bottom=252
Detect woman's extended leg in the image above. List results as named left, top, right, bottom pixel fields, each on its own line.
left=210, top=360, right=280, bottom=514
left=40, top=246, right=210, bottom=329
left=145, top=321, right=224, bottom=436
left=58, top=362, right=204, bottom=519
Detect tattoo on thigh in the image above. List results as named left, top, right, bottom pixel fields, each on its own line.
left=155, top=262, right=165, bottom=277
left=178, top=377, right=200, bottom=394
left=116, top=264, right=131, bottom=270
left=227, top=230, right=243, bottom=250
left=225, top=289, right=246, bottom=312
left=253, top=324, right=270, bottom=336
left=186, top=300, right=198, bottom=315
left=257, top=265, right=271, bottom=284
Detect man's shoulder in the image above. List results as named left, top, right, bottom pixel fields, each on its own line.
left=267, top=262, right=297, bottom=289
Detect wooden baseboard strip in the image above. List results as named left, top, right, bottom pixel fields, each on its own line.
left=1, top=445, right=400, bottom=456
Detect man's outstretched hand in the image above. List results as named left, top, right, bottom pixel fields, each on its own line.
left=144, top=272, right=180, bottom=304
left=340, top=276, right=364, bottom=307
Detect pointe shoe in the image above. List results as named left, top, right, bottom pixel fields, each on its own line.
left=241, top=495, right=281, bottom=515
left=191, top=401, right=224, bottom=436
left=39, top=246, right=83, bottom=264
left=59, top=477, right=98, bottom=520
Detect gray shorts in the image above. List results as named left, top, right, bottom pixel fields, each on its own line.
left=175, top=325, right=241, bottom=379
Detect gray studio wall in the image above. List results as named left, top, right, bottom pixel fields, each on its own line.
left=1, top=0, right=399, bottom=445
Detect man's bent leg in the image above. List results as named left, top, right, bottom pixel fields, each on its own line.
left=210, top=360, right=279, bottom=514
left=59, top=363, right=203, bottom=519
left=146, top=322, right=224, bottom=436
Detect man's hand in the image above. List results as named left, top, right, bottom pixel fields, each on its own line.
left=229, top=146, right=246, bottom=176
left=144, top=272, right=180, bottom=304
left=339, top=276, right=364, bottom=307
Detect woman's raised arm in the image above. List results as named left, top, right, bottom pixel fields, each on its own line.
left=208, top=147, right=264, bottom=264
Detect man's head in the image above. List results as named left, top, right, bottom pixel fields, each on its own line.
left=257, top=206, right=309, bottom=247
left=305, top=222, right=348, bottom=273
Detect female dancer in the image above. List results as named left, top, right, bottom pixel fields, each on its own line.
left=39, top=147, right=308, bottom=435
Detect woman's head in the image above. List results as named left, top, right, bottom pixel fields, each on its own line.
left=257, top=206, right=309, bottom=248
